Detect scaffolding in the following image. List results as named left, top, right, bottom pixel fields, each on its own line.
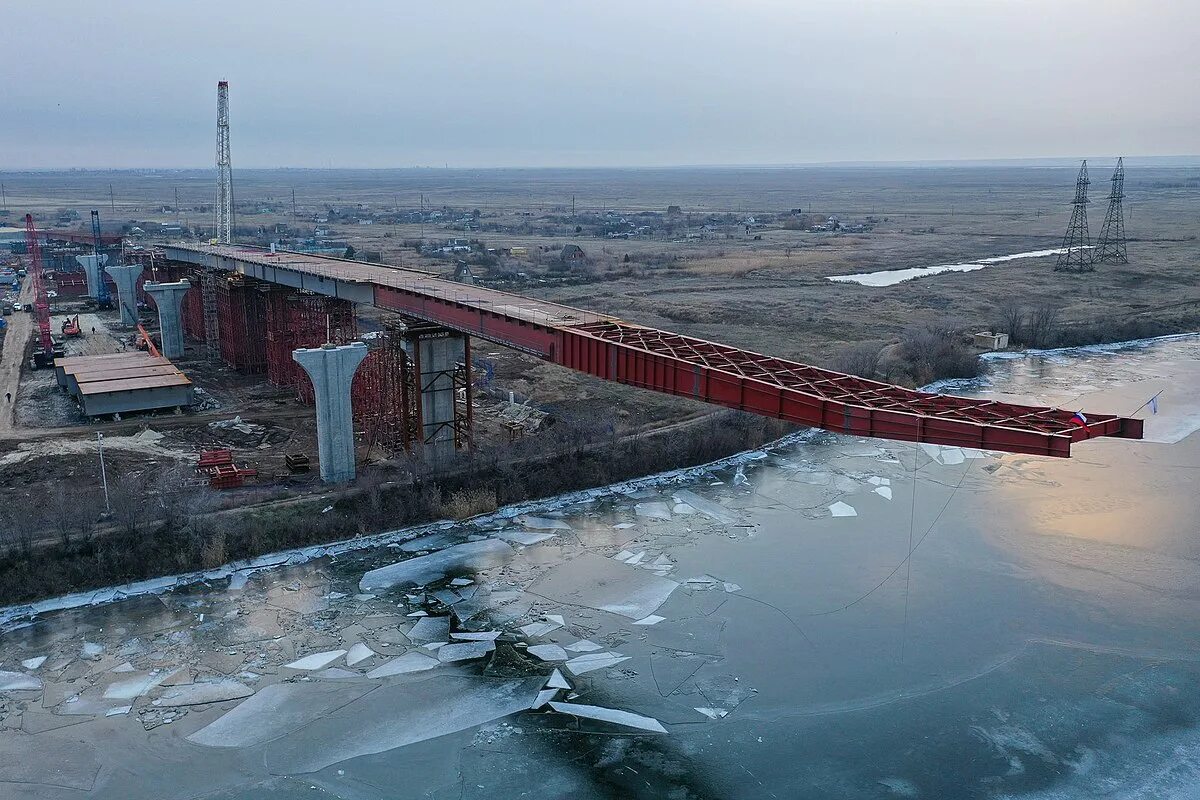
left=352, top=323, right=419, bottom=456
left=214, top=274, right=268, bottom=373
left=265, top=289, right=357, bottom=399
left=182, top=275, right=205, bottom=341
left=201, top=270, right=220, bottom=357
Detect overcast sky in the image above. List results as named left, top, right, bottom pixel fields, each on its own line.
left=2, top=0, right=1197, bottom=169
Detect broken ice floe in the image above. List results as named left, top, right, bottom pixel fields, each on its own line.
left=548, top=701, right=666, bottom=733
left=673, top=490, right=739, bottom=524
left=633, top=615, right=666, bottom=625
left=497, top=530, right=558, bottom=546
left=0, top=671, right=42, bottom=692
left=565, top=639, right=602, bottom=653
left=359, top=539, right=515, bottom=591
left=261, top=675, right=545, bottom=773
left=521, top=517, right=572, bottom=530
left=20, top=656, right=47, bottom=671
left=634, top=502, right=673, bottom=521
left=438, top=641, right=496, bottom=662
left=564, top=652, right=630, bottom=675
left=104, top=669, right=177, bottom=700
left=829, top=501, right=857, bottom=518
left=546, top=669, right=571, bottom=689
left=188, top=681, right=375, bottom=748
left=694, top=707, right=728, bottom=719
left=407, top=616, right=452, bottom=643
left=529, top=552, right=678, bottom=620
left=451, top=630, right=501, bottom=642
left=526, top=644, right=569, bottom=662
left=531, top=689, right=558, bottom=709
left=874, top=486, right=893, bottom=500
left=366, top=652, right=440, bottom=677
left=106, top=705, right=133, bottom=716
left=284, top=650, right=348, bottom=671
left=345, top=643, right=376, bottom=666
left=518, top=618, right=564, bottom=638
left=81, top=642, right=104, bottom=658
left=158, top=679, right=254, bottom=707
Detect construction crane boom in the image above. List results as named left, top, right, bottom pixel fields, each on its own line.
left=24, top=214, right=55, bottom=363
left=91, top=210, right=111, bottom=306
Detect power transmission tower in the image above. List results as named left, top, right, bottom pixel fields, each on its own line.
left=215, top=80, right=233, bottom=243
left=1054, top=160, right=1093, bottom=273
left=1094, top=157, right=1128, bottom=264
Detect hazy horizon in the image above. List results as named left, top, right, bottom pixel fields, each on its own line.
left=3, top=1, right=1198, bottom=170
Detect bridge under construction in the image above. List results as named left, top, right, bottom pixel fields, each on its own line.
left=139, top=243, right=1144, bottom=481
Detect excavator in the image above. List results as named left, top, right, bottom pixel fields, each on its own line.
left=61, top=314, right=81, bottom=337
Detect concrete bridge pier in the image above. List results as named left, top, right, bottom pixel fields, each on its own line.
left=410, top=329, right=469, bottom=464
left=75, top=253, right=107, bottom=298
left=293, top=342, right=369, bottom=483
left=143, top=280, right=190, bottom=359
left=105, top=264, right=143, bottom=325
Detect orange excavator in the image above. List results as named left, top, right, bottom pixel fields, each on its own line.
left=61, top=315, right=81, bottom=337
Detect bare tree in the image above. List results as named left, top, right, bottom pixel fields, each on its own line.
left=833, top=342, right=882, bottom=378
left=996, top=301, right=1026, bottom=343
left=1026, top=304, right=1062, bottom=349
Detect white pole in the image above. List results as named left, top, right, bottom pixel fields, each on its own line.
left=97, top=432, right=110, bottom=513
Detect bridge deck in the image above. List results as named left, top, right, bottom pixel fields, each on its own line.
left=163, top=244, right=1143, bottom=457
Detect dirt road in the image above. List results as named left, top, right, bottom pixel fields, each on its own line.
left=0, top=281, right=34, bottom=435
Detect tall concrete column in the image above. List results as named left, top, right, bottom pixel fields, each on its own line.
left=413, top=330, right=467, bottom=463
left=75, top=253, right=107, bottom=298
left=293, top=342, right=369, bottom=483
left=105, top=264, right=143, bottom=326
left=143, top=280, right=190, bottom=359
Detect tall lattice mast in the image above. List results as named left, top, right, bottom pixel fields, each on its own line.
left=1094, top=157, right=1128, bottom=264
left=215, top=80, right=233, bottom=244
left=1055, top=160, right=1092, bottom=272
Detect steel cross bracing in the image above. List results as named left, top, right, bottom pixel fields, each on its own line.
left=161, top=243, right=1144, bottom=458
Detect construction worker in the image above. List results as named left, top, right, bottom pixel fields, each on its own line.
left=4, top=392, right=10, bottom=403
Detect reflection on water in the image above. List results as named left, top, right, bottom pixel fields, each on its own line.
left=1, top=335, right=1199, bottom=799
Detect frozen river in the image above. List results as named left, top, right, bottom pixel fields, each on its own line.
left=2, top=335, right=1199, bottom=798
left=826, top=247, right=1089, bottom=286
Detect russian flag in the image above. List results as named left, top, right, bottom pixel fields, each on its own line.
left=1071, top=410, right=1090, bottom=433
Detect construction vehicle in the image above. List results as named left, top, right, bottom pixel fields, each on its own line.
left=91, top=210, right=113, bottom=310
left=61, top=315, right=81, bottom=337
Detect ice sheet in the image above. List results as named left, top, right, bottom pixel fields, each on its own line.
left=20, top=656, right=47, bottom=671
left=284, top=650, right=347, bottom=671
left=673, top=490, right=739, bottom=524
left=528, top=552, right=678, bottom=620
left=188, top=681, right=375, bottom=748
left=365, top=652, right=441, bottom=678
left=408, top=616, right=451, bottom=643
left=103, top=669, right=176, bottom=700
left=345, top=643, right=376, bottom=666
left=565, top=639, right=602, bottom=653
left=548, top=701, right=667, bottom=733
left=564, top=652, right=630, bottom=675
left=358, top=539, right=516, bottom=591
left=438, top=641, right=495, bottom=662
left=546, top=669, right=571, bottom=689
left=522, top=517, right=572, bottom=530
left=158, top=679, right=254, bottom=706
left=497, top=530, right=558, bottom=546
left=829, top=501, right=857, bottom=517
left=0, top=671, right=42, bottom=691
left=527, top=644, right=569, bottom=662
left=263, top=675, right=545, bottom=773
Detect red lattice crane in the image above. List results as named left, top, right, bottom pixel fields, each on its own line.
left=24, top=214, right=56, bottom=366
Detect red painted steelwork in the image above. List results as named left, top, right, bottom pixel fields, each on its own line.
left=163, top=244, right=1145, bottom=457
left=559, top=322, right=1142, bottom=457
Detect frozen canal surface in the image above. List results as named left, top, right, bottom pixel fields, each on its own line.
left=2, top=336, right=1200, bottom=799
left=827, top=247, right=1086, bottom=286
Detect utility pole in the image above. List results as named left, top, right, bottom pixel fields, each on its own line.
left=97, top=433, right=111, bottom=514
left=174, top=186, right=180, bottom=226
left=1, top=182, right=6, bottom=211
left=109, top=184, right=115, bottom=213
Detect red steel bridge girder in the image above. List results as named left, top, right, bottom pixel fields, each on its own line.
left=163, top=244, right=1143, bottom=458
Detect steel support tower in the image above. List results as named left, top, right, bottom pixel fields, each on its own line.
left=1055, top=160, right=1093, bottom=272
left=215, top=81, right=233, bottom=244
left=1094, top=157, right=1128, bottom=264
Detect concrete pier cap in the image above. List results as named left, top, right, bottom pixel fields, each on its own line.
left=105, top=263, right=144, bottom=326
left=143, top=280, right=191, bottom=359
left=293, top=341, right=369, bottom=483
left=75, top=253, right=108, bottom=298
